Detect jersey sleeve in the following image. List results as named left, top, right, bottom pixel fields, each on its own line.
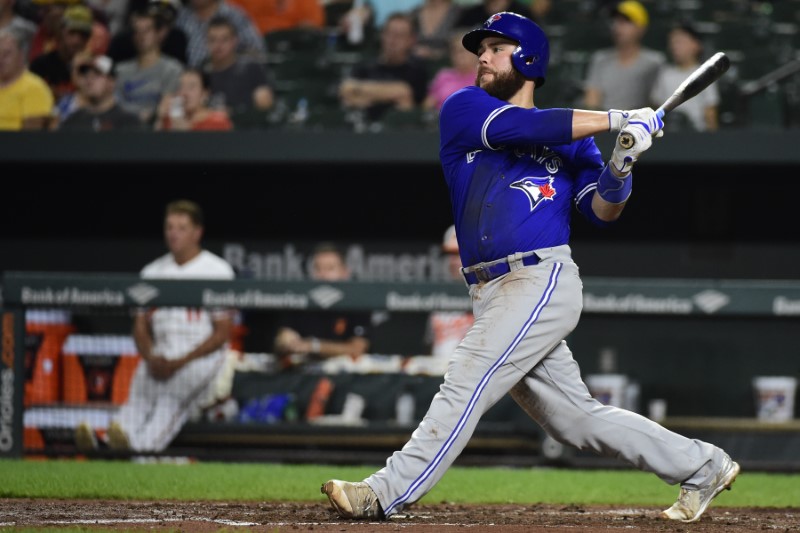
left=571, top=137, right=617, bottom=227
left=439, top=86, right=573, bottom=163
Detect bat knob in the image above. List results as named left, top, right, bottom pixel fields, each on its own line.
left=618, top=132, right=634, bottom=149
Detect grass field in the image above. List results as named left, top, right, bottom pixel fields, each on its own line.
left=2, top=458, right=799, bottom=507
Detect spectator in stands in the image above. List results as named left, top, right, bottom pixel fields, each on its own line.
left=155, top=67, right=233, bottom=130
left=529, top=0, right=552, bottom=24
left=176, top=0, right=266, bottom=68
left=410, top=0, right=462, bottom=62
left=365, top=1, right=423, bottom=32
left=114, top=6, right=183, bottom=125
left=57, top=54, right=146, bottom=130
left=423, top=27, right=477, bottom=113
left=272, top=242, right=372, bottom=370
left=76, top=199, right=236, bottom=454
left=204, top=14, right=273, bottom=114
left=582, top=0, right=665, bottom=110
left=324, top=0, right=375, bottom=49
left=29, top=4, right=93, bottom=107
left=84, top=0, right=127, bottom=35
left=338, top=11, right=428, bottom=123
left=107, top=0, right=189, bottom=66
left=28, top=0, right=109, bottom=62
left=650, top=21, right=718, bottom=132
left=54, top=47, right=88, bottom=118
left=456, top=0, right=533, bottom=29
left=0, top=0, right=36, bottom=49
left=422, top=224, right=474, bottom=359
left=0, top=26, right=55, bottom=130
left=228, top=0, right=325, bottom=37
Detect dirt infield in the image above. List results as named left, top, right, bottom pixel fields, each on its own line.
left=2, top=499, right=798, bottom=532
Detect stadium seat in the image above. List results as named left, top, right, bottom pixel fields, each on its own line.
left=231, top=109, right=273, bottom=130
left=641, top=17, right=675, bottom=50
left=538, top=63, right=584, bottom=109
left=737, top=47, right=782, bottom=82
left=744, top=86, right=787, bottom=129
left=560, top=17, right=612, bottom=53
left=376, top=108, right=437, bottom=133
left=304, top=107, right=351, bottom=132
left=264, top=27, right=326, bottom=54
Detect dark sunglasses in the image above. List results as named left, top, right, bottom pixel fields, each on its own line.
left=76, top=64, right=104, bottom=76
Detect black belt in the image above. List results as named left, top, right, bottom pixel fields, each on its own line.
left=461, top=251, right=540, bottom=285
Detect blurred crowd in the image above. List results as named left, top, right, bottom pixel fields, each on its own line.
left=0, top=0, right=796, bottom=132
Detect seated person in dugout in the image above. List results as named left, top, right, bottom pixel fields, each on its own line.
left=422, top=224, right=474, bottom=359
left=272, top=242, right=371, bottom=369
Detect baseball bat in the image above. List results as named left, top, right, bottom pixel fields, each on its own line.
left=618, top=52, right=730, bottom=149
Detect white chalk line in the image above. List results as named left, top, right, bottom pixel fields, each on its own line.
left=0, top=517, right=259, bottom=527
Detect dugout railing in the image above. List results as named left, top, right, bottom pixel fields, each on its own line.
left=2, top=272, right=799, bottom=468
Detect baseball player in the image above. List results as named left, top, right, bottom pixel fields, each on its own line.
left=273, top=242, right=372, bottom=369
left=422, top=225, right=474, bottom=359
left=322, top=11, right=739, bottom=524
left=104, top=199, right=234, bottom=453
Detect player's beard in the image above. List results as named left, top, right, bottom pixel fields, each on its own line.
left=476, top=67, right=527, bottom=101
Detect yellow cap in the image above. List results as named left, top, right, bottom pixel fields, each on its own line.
left=62, top=4, right=93, bottom=34
left=614, top=1, right=648, bottom=28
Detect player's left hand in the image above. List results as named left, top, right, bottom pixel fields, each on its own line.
left=627, top=109, right=665, bottom=138
left=611, top=122, right=654, bottom=174
left=608, top=108, right=665, bottom=137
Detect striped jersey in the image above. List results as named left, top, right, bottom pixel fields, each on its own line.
left=140, top=250, right=235, bottom=360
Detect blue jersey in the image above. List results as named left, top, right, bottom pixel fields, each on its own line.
left=439, top=86, right=609, bottom=268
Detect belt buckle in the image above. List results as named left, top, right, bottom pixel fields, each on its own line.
left=474, top=264, right=490, bottom=282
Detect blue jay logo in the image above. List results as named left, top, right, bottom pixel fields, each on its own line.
left=510, top=176, right=557, bottom=212
left=486, top=14, right=503, bottom=26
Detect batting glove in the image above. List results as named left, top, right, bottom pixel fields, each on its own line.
left=608, top=107, right=665, bottom=137
left=610, top=122, right=653, bottom=175
left=607, top=109, right=629, bottom=132
left=628, top=108, right=665, bottom=137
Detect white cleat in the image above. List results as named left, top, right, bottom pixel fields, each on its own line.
left=661, top=455, right=740, bottom=523
left=107, top=421, right=131, bottom=451
left=74, top=422, right=98, bottom=453
left=321, top=479, right=383, bottom=520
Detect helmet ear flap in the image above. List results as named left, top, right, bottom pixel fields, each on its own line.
left=512, top=50, right=541, bottom=80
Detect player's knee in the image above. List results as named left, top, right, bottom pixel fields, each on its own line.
left=545, top=401, right=604, bottom=447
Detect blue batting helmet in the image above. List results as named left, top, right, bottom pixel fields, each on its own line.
left=462, top=12, right=550, bottom=87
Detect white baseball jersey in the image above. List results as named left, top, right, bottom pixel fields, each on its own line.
left=116, top=249, right=235, bottom=452
left=425, top=311, right=475, bottom=359
left=140, top=250, right=235, bottom=360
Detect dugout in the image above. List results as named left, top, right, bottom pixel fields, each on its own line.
left=1, top=128, right=800, bottom=468
left=1, top=272, right=799, bottom=470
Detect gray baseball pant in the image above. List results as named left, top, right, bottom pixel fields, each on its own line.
left=365, top=245, right=725, bottom=517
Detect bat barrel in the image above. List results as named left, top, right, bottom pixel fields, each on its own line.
left=617, top=52, right=729, bottom=150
